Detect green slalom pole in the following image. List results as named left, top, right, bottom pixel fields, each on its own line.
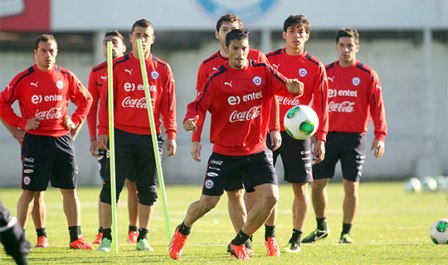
left=136, top=39, right=172, bottom=241
left=107, top=41, right=119, bottom=254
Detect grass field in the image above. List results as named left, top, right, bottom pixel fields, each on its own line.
left=0, top=182, right=447, bottom=264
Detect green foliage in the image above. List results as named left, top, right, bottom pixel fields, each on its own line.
left=0, top=182, right=447, bottom=264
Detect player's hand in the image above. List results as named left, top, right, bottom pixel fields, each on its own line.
left=166, top=139, right=177, bottom=157
left=371, top=139, right=385, bottom=159
left=270, top=130, right=282, bottom=151
left=97, top=134, right=109, bottom=150
left=11, top=127, right=25, bottom=145
left=191, top=141, right=201, bottom=162
left=25, top=117, right=41, bottom=131
left=286, top=78, right=304, bottom=96
left=313, top=139, right=325, bottom=164
left=63, top=116, right=76, bottom=130
left=89, top=139, right=100, bottom=157
left=183, top=115, right=199, bottom=131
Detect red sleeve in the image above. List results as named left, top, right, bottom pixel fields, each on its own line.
left=98, top=75, right=113, bottom=136
left=160, top=65, right=177, bottom=139
left=195, top=62, right=208, bottom=92
left=68, top=71, right=92, bottom=127
left=0, top=78, right=26, bottom=130
left=369, top=71, right=387, bottom=140
left=86, top=68, right=100, bottom=140
left=269, top=97, right=280, bottom=132
left=313, top=63, right=329, bottom=142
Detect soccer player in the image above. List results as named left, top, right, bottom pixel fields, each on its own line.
left=87, top=30, right=140, bottom=245
left=264, top=15, right=328, bottom=253
left=192, top=13, right=282, bottom=256
left=305, top=28, right=387, bottom=244
left=0, top=34, right=93, bottom=250
left=96, top=18, right=177, bottom=252
left=169, top=29, right=304, bottom=260
left=1, top=119, right=49, bottom=248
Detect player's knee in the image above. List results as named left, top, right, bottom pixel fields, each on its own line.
left=198, top=197, right=219, bottom=213
left=99, top=182, right=123, bottom=204
left=137, top=186, right=158, bottom=206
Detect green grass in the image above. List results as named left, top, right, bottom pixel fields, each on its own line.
left=0, top=182, right=447, bottom=264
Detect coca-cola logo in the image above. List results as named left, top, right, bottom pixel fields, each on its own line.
left=121, top=96, right=148, bottom=109
left=328, top=101, right=355, bottom=113
left=229, top=105, right=261, bottom=122
left=35, top=107, right=63, bottom=120
left=276, top=96, right=300, bottom=106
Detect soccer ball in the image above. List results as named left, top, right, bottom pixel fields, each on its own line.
left=403, top=177, right=422, bottom=193
left=421, top=176, right=438, bottom=192
left=430, top=219, right=448, bottom=244
left=284, top=105, right=319, bottom=140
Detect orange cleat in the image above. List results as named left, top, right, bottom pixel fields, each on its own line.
left=70, top=237, right=93, bottom=250
left=127, top=230, right=138, bottom=244
left=35, top=236, right=49, bottom=248
left=92, top=232, right=103, bottom=245
left=265, top=236, right=280, bottom=257
left=168, top=226, right=188, bottom=260
left=227, top=243, right=250, bottom=260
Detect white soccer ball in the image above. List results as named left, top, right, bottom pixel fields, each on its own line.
left=284, top=105, right=319, bottom=140
left=430, top=219, right=448, bottom=244
left=435, top=176, right=448, bottom=191
left=421, top=176, right=438, bottom=192
left=403, top=177, right=422, bottom=193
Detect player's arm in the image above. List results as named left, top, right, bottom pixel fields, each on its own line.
left=67, top=74, right=93, bottom=134
left=86, top=69, right=101, bottom=156
left=268, top=98, right=282, bottom=151
left=312, top=64, right=329, bottom=163
left=1, top=118, right=24, bottom=145
left=160, top=68, right=177, bottom=157
left=0, top=82, right=27, bottom=130
left=369, top=72, right=387, bottom=159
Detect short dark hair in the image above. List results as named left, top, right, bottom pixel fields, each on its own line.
left=33, top=34, right=56, bottom=50
left=131, top=18, right=154, bottom=34
left=225, top=28, right=250, bottom=47
left=216, top=13, right=243, bottom=32
left=336, top=28, right=359, bottom=44
left=104, top=30, right=124, bottom=41
left=283, top=15, right=311, bottom=33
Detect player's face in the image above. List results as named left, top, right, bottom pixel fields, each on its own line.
left=130, top=26, right=155, bottom=56
left=336, top=37, right=359, bottom=66
left=226, top=38, right=249, bottom=70
left=102, top=36, right=126, bottom=59
left=283, top=24, right=309, bottom=53
left=33, top=40, right=58, bottom=71
left=216, top=21, right=240, bottom=47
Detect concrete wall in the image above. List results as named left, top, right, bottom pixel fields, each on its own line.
left=1, top=35, right=447, bottom=187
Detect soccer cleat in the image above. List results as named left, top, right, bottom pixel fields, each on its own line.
left=136, top=238, right=154, bottom=251
left=169, top=226, right=188, bottom=260
left=92, top=232, right=103, bottom=245
left=244, top=240, right=254, bottom=257
left=301, top=228, right=330, bottom=243
left=282, top=242, right=302, bottom=253
left=127, top=230, right=138, bottom=244
left=35, top=236, right=49, bottom=248
left=227, top=243, right=250, bottom=260
left=97, top=238, right=112, bottom=252
left=339, top=233, right=354, bottom=244
left=70, top=237, right=93, bottom=250
left=265, top=236, right=280, bottom=257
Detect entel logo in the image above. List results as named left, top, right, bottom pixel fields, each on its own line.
left=124, top=82, right=156, bottom=92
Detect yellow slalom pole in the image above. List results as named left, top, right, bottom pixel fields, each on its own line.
left=106, top=41, right=119, bottom=254
left=136, top=38, right=172, bottom=241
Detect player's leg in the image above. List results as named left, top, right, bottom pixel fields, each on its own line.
left=52, top=135, right=92, bottom=250
left=93, top=149, right=107, bottom=244
left=169, top=152, right=230, bottom=260
left=125, top=178, right=138, bottom=244
left=339, top=133, right=365, bottom=244
left=227, top=189, right=246, bottom=233
left=32, top=192, right=48, bottom=248
left=16, top=190, right=36, bottom=229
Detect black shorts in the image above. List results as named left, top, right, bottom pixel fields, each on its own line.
left=21, top=134, right=78, bottom=191
left=267, top=131, right=313, bottom=184
left=104, top=129, right=164, bottom=190
left=202, top=150, right=277, bottom=196
left=312, top=132, right=366, bottom=182
left=97, top=149, right=107, bottom=180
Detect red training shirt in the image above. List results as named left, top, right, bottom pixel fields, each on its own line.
left=87, top=61, right=108, bottom=141
left=325, top=60, right=387, bottom=140
left=0, top=64, right=92, bottom=137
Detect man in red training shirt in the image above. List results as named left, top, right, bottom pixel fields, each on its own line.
left=97, top=18, right=177, bottom=252
left=0, top=34, right=93, bottom=250
left=305, top=28, right=387, bottom=244
left=169, top=29, right=303, bottom=260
